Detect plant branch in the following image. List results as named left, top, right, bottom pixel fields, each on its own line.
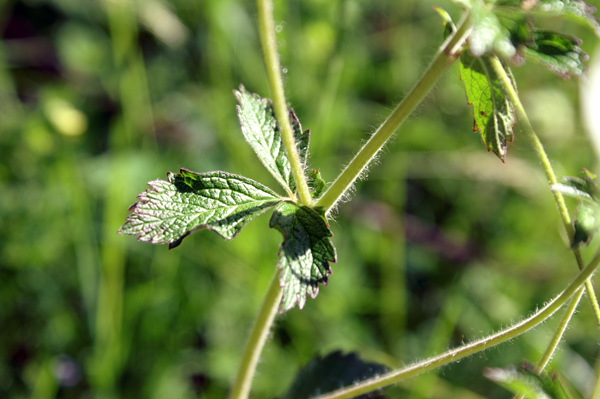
left=229, top=270, right=283, bottom=399
left=315, top=13, right=472, bottom=213
left=311, top=248, right=600, bottom=399
left=256, top=0, right=312, bottom=205
left=488, top=55, right=600, bottom=331
left=512, top=288, right=585, bottom=399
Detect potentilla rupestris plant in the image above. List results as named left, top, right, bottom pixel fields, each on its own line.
left=119, top=0, right=600, bottom=398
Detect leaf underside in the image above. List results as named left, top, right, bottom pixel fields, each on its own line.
left=460, top=54, right=516, bottom=161
left=119, top=169, right=281, bottom=249
left=269, top=202, right=336, bottom=312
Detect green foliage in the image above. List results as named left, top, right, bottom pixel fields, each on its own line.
left=460, top=54, right=516, bottom=160
left=269, top=202, right=336, bottom=312
left=3, top=0, right=600, bottom=398
left=552, top=171, right=600, bottom=247
left=235, top=85, right=310, bottom=195
left=118, top=169, right=281, bottom=248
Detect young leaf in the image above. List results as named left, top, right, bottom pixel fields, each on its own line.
left=523, top=30, right=589, bottom=78
left=281, top=351, right=388, bottom=399
left=531, top=0, right=600, bottom=37
left=235, top=85, right=310, bottom=195
left=484, top=365, right=573, bottom=399
left=552, top=171, right=600, bottom=247
left=269, top=202, right=336, bottom=312
left=460, top=54, right=516, bottom=161
left=119, top=169, right=281, bottom=249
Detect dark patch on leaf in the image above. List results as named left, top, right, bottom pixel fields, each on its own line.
left=269, top=202, right=336, bottom=312
left=280, top=351, right=388, bottom=399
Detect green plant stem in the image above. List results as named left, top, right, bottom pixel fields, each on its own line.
left=590, top=353, right=600, bottom=399
left=256, top=0, right=312, bottom=205
left=315, top=13, right=472, bottom=213
left=229, top=270, right=283, bottom=399
left=512, top=288, right=585, bottom=399
left=488, top=55, right=600, bottom=331
left=311, top=249, right=600, bottom=399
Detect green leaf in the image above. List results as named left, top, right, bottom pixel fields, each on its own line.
left=119, top=169, right=281, bottom=249
left=433, top=6, right=457, bottom=39
left=269, top=202, right=336, bottom=312
left=573, top=203, right=596, bottom=247
left=531, top=0, right=600, bottom=37
left=307, top=169, right=326, bottom=199
left=235, top=85, right=311, bottom=195
left=550, top=183, right=594, bottom=204
left=485, top=365, right=573, bottom=399
left=524, top=30, right=589, bottom=78
left=281, top=351, right=388, bottom=399
left=460, top=54, right=516, bottom=161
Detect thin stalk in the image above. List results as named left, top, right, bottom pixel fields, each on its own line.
left=513, top=288, right=585, bottom=399
left=229, top=270, right=283, bottom=399
left=590, top=353, right=600, bottom=399
left=257, top=0, right=312, bottom=205
left=488, top=55, right=600, bottom=330
left=311, top=249, right=600, bottom=399
left=315, top=14, right=472, bottom=213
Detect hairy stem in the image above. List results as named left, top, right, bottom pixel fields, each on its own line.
left=311, top=249, right=600, bottom=399
left=513, top=288, right=585, bottom=399
left=315, top=13, right=472, bottom=213
left=488, top=55, right=600, bottom=331
left=257, top=0, right=312, bottom=205
left=229, top=270, right=283, bottom=399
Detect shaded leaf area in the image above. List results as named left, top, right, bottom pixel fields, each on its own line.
left=485, top=364, right=576, bottom=399
left=269, top=202, right=336, bottom=312
left=119, top=169, right=281, bottom=248
left=551, top=170, right=600, bottom=247
left=280, top=351, right=388, bottom=399
left=518, top=30, right=589, bottom=78
left=235, top=85, right=311, bottom=195
left=460, top=54, right=516, bottom=161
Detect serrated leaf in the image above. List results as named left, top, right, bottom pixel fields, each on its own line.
left=532, top=0, right=600, bottom=37
left=119, top=169, right=281, bottom=248
left=280, top=351, right=388, bottom=399
left=269, top=202, right=336, bottom=312
left=524, top=30, right=589, bottom=78
left=235, top=85, right=310, bottom=195
left=460, top=54, right=516, bottom=160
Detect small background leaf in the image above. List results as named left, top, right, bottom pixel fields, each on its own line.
left=280, top=351, right=388, bottom=399
left=235, top=85, right=312, bottom=195
left=269, top=202, right=336, bottom=312
left=119, top=169, right=281, bottom=248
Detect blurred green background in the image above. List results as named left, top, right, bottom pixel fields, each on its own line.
left=1, top=0, right=600, bottom=398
